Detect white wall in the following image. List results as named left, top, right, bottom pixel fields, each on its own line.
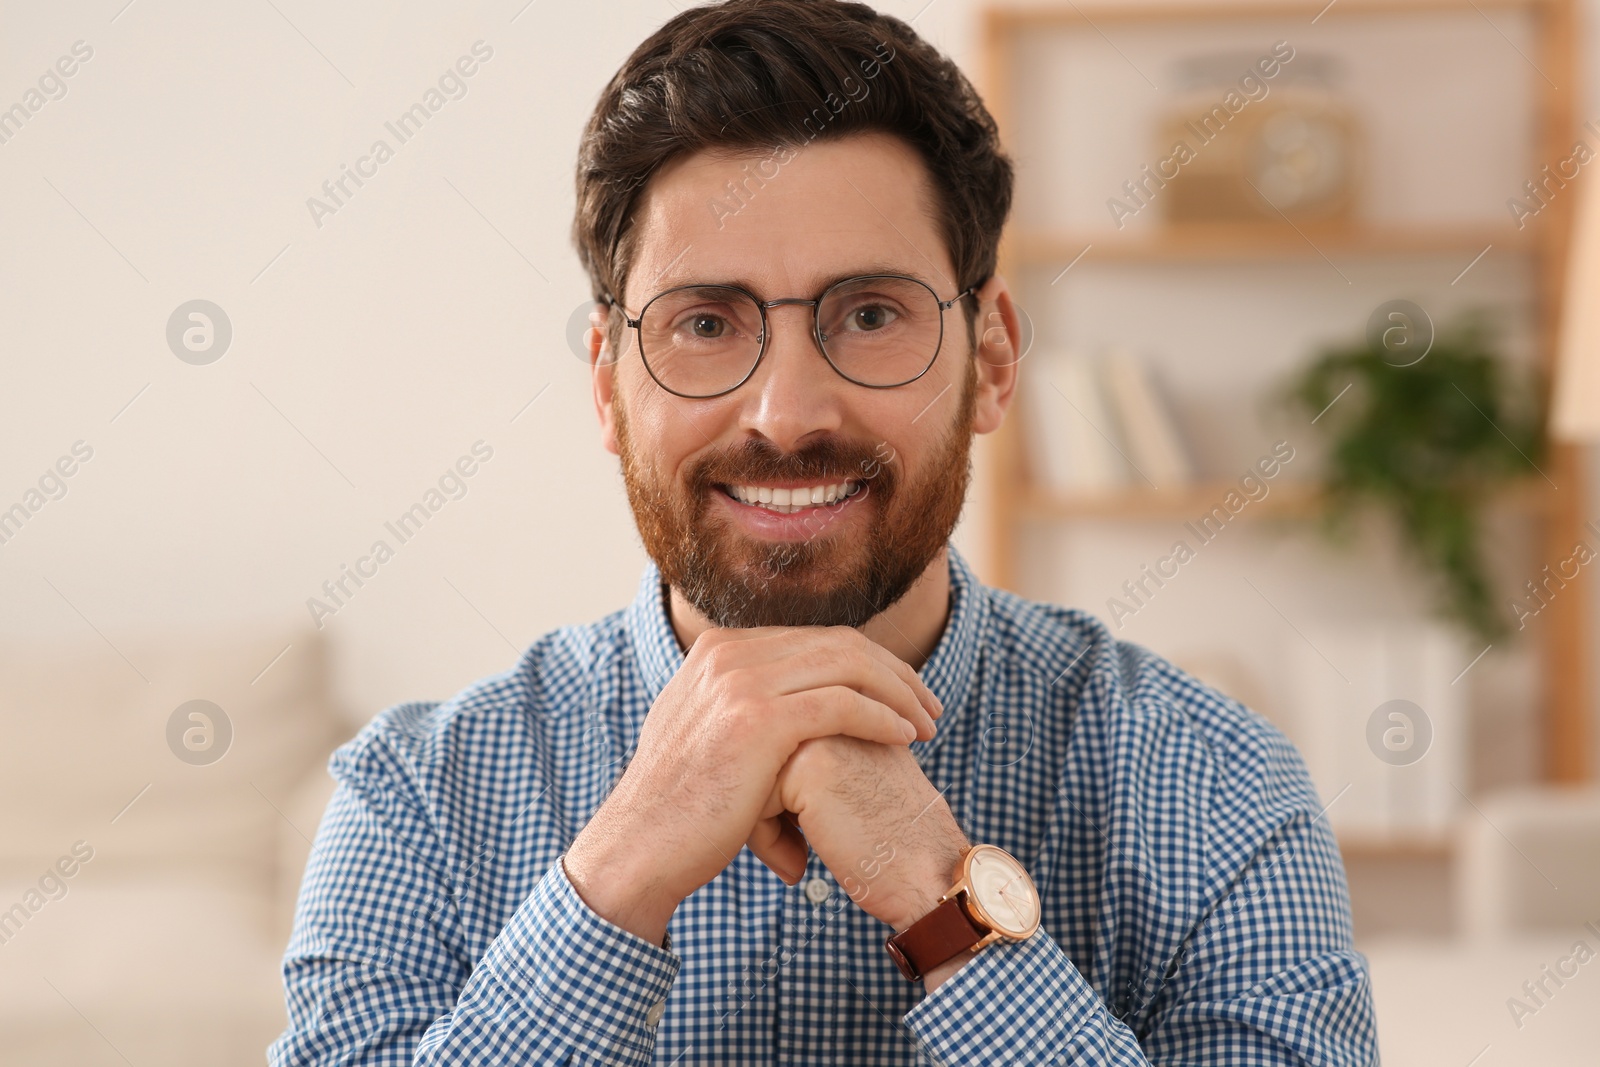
left=0, top=0, right=1596, bottom=770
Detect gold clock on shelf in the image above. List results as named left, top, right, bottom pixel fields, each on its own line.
left=1156, top=50, right=1360, bottom=225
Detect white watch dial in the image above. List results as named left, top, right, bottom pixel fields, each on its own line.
left=965, top=845, right=1039, bottom=938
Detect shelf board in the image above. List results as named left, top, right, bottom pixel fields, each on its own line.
left=1337, top=834, right=1454, bottom=862
left=1018, top=478, right=1560, bottom=521
left=1020, top=480, right=1320, bottom=520
left=1012, top=224, right=1534, bottom=267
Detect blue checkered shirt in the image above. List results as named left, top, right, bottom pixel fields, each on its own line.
left=271, top=544, right=1377, bottom=1065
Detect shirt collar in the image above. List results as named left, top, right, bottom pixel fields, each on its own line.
left=624, top=543, right=990, bottom=758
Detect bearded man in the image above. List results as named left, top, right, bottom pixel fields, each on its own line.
left=272, top=3, right=1377, bottom=1064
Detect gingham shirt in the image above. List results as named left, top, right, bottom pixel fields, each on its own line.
left=271, top=544, right=1378, bottom=1065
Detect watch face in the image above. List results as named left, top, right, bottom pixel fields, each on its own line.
left=964, top=845, right=1040, bottom=939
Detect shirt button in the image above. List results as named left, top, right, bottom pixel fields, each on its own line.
left=803, top=877, right=832, bottom=904
left=645, top=999, right=666, bottom=1027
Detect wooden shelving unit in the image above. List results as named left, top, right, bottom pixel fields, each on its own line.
left=1014, top=225, right=1535, bottom=266
left=1020, top=478, right=1562, bottom=522
left=1338, top=835, right=1455, bottom=862
left=979, top=0, right=1592, bottom=825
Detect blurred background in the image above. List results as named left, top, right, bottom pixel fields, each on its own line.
left=2, top=0, right=1599, bottom=1063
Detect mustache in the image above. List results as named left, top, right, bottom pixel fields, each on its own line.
left=689, top=436, right=891, bottom=490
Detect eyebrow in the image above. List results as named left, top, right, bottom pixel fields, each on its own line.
left=654, top=264, right=942, bottom=299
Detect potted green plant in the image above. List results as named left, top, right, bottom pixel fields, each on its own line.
left=1280, top=310, right=1547, bottom=643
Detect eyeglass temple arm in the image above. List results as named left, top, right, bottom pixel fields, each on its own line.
left=941, top=284, right=979, bottom=310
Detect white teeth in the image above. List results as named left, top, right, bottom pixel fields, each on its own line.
left=728, top=481, right=858, bottom=513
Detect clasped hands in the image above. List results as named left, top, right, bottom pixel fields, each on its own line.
left=565, top=625, right=970, bottom=955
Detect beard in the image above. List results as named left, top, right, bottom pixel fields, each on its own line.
left=615, top=358, right=977, bottom=629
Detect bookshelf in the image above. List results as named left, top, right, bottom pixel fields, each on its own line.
left=1020, top=479, right=1562, bottom=523
left=1013, top=225, right=1535, bottom=266
left=978, top=0, right=1592, bottom=872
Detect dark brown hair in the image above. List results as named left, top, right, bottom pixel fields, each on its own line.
left=572, top=0, right=1013, bottom=335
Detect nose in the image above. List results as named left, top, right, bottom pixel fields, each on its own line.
left=736, top=303, right=844, bottom=452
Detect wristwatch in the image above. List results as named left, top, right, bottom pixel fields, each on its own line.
left=884, top=844, right=1040, bottom=983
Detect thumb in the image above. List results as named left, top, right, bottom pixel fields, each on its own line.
left=747, top=803, right=808, bottom=885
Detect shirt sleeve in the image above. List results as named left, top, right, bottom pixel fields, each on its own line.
left=901, top=812, right=1377, bottom=1066
left=268, top=754, right=679, bottom=1066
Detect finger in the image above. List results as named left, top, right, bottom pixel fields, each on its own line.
left=738, top=627, right=943, bottom=722
left=747, top=814, right=807, bottom=884
left=710, top=627, right=934, bottom=735
left=843, top=628, right=944, bottom=721
left=778, top=811, right=807, bottom=861
left=748, top=786, right=804, bottom=882
left=864, top=639, right=947, bottom=723
left=824, top=627, right=943, bottom=729
left=780, top=686, right=919, bottom=749
left=758, top=783, right=786, bottom=820
left=768, top=639, right=937, bottom=741
left=700, top=626, right=937, bottom=740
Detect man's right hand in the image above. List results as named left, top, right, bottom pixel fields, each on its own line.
left=562, top=624, right=942, bottom=945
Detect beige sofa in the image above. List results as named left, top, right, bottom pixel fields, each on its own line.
left=0, top=624, right=350, bottom=1066
left=1361, top=785, right=1600, bottom=1067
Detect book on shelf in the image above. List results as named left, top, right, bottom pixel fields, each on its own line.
left=1023, top=348, right=1194, bottom=496
left=1284, top=620, right=1465, bottom=842
left=1023, top=349, right=1129, bottom=492
left=1101, top=347, right=1194, bottom=491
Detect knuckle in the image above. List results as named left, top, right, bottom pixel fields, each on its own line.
left=696, top=633, right=730, bottom=667
left=732, top=665, right=770, bottom=702
left=795, top=685, right=851, bottom=730
left=711, top=667, right=756, bottom=713
left=786, top=685, right=826, bottom=721
left=819, top=624, right=864, bottom=651
left=789, top=735, right=838, bottom=776
left=710, top=700, right=745, bottom=742
left=718, top=702, right=760, bottom=744
left=793, top=643, right=838, bottom=676
left=788, top=742, right=821, bottom=778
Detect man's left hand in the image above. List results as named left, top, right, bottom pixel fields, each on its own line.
left=747, top=736, right=969, bottom=936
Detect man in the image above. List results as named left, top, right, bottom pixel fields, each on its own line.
left=271, top=2, right=1378, bottom=1063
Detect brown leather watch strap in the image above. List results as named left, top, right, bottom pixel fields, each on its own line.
left=884, top=894, right=989, bottom=983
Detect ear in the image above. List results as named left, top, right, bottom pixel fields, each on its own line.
left=970, top=275, right=1021, bottom=435
left=588, top=304, right=620, bottom=456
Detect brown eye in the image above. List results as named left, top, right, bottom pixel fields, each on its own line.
left=851, top=304, right=895, bottom=331
left=690, top=314, right=726, bottom=338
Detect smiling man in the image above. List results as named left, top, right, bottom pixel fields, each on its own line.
left=272, top=3, right=1377, bottom=1064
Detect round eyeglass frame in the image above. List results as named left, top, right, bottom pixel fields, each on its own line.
left=617, top=272, right=979, bottom=399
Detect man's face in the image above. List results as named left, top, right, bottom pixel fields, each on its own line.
left=593, top=132, right=1004, bottom=629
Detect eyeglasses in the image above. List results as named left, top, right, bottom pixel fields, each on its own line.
left=617, top=273, right=976, bottom=399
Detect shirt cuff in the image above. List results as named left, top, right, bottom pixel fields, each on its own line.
left=474, top=852, right=680, bottom=1057
left=904, top=931, right=1101, bottom=1062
